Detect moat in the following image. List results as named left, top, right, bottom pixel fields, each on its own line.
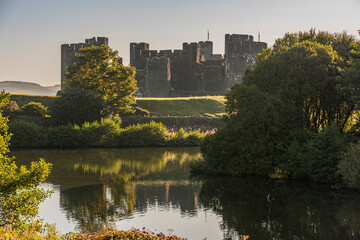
left=12, top=148, right=360, bottom=240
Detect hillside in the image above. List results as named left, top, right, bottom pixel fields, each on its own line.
left=0, top=81, right=60, bottom=96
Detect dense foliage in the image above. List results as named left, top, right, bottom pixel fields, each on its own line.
left=65, top=45, right=137, bottom=113
left=197, top=30, right=360, bottom=185
left=8, top=120, right=205, bottom=148
left=0, top=92, right=52, bottom=227
left=21, top=101, right=48, bottom=117
left=50, top=88, right=106, bottom=125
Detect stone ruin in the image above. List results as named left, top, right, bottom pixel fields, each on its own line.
left=61, top=35, right=267, bottom=96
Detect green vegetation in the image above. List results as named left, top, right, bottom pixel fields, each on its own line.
left=10, top=94, right=56, bottom=108
left=21, top=101, right=48, bottom=117
left=9, top=94, right=226, bottom=117
left=9, top=120, right=206, bottom=148
left=1, top=100, right=21, bottom=116
left=194, top=30, right=360, bottom=188
left=135, top=96, right=226, bottom=117
left=51, top=88, right=106, bottom=125
left=63, top=44, right=137, bottom=112
left=0, top=91, right=52, bottom=228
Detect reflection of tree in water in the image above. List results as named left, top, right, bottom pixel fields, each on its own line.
left=198, top=176, right=360, bottom=240
left=18, top=148, right=201, bottom=233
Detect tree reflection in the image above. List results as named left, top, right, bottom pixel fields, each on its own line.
left=12, top=148, right=201, bottom=233
left=198, top=176, right=360, bottom=240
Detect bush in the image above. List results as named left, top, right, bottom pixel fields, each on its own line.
left=50, top=88, right=106, bottom=125
left=116, top=121, right=169, bottom=147
left=168, top=128, right=203, bottom=146
left=338, top=143, right=360, bottom=189
left=46, top=124, right=81, bottom=147
left=21, top=102, right=48, bottom=117
left=8, top=120, right=46, bottom=147
left=78, top=119, right=121, bottom=147
left=8, top=119, right=203, bottom=148
left=1, top=100, right=21, bottom=116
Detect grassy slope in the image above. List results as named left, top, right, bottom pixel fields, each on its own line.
left=10, top=94, right=226, bottom=117
left=136, top=96, right=226, bottom=117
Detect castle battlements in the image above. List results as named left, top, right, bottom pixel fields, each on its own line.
left=61, top=34, right=267, bottom=97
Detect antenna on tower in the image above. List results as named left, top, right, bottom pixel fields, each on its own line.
left=258, top=30, right=261, bottom=42
left=207, top=29, right=210, bottom=41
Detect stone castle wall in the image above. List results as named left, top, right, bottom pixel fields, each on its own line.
left=61, top=34, right=267, bottom=97
left=224, top=34, right=267, bottom=90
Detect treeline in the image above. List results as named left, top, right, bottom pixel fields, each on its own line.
left=9, top=119, right=205, bottom=148
left=192, top=30, right=360, bottom=190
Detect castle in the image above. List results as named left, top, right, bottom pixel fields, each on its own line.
left=61, top=35, right=267, bottom=96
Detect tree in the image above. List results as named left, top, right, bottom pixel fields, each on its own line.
left=0, top=91, right=52, bottom=227
left=64, top=45, right=138, bottom=114
left=199, top=30, right=359, bottom=178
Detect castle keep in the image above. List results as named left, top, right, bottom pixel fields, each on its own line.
left=61, top=35, right=267, bottom=96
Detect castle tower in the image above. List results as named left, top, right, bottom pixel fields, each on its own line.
left=61, top=37, right=109, bottom=90
left=224, top=34, right=267, bottom=91
left=199, top=41, right=213, bottom=61
left=130, top=42, right=150, bottom=69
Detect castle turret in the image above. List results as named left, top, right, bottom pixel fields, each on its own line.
left=61, top=37, right=109, bottom=90
left=224, top=34, right=267, bottom=91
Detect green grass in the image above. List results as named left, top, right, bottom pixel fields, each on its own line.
left=9, top=94, right=226, bottom=117
left=136, top=96, right=226, bottom=117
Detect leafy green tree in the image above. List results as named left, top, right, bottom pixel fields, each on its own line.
left=64, top=45, right=138, bottom=114
left=199, top=30, right=359, bottom=179
left=0, top=91, right=52, bottom=227
left=338, top=43, right=360, bottom=132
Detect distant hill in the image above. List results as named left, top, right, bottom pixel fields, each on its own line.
left=0, top=81, right=60, bottom=96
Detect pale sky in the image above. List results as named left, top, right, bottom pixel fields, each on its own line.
left=0, top=0, right=359, bottom=86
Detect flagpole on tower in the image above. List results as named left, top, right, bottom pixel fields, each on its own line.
left=207, top=29, right=210, bottom=41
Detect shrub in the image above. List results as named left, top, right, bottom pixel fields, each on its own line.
left=1, top=100, right=21, bottom=116
left=116, top=121, right=169, bottom=147
left=21, top=102, right=48, bottom=117
left=8, top=120, right=46, bottom=147
left=168, top=128, right=203, bottom=146
left=78, top=119, right=121, bottom=147
left=338, top=143, right=360, bottom=189
left=46, top=124, right=81, bottom=147
left=50, top=88, right=106, bottom=125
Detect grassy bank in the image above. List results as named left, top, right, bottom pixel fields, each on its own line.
left=10, top=94, right=226, bottom=117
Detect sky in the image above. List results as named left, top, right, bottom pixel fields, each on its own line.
left=0, top=0, right=359, bottom=86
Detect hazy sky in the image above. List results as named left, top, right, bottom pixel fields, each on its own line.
left=0, top=0, right=359, bottom=86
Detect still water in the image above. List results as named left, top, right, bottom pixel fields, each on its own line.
left=12, top=148, right=360, bottom=240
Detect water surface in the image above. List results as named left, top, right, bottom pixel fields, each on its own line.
left=13, top=148, right=360, bottom=240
